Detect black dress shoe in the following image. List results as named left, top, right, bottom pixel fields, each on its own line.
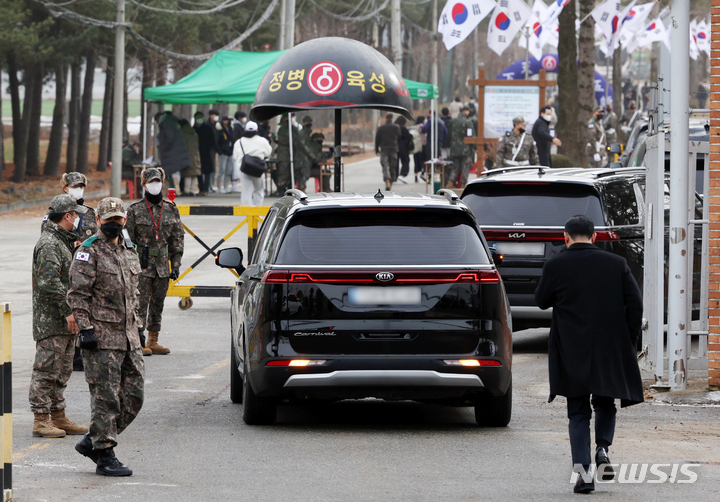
left=574, top=476, right=595, bottom=494
left=596, top=447, right=615, bottom=481
left=75, top=434, right=99, bottom=464
left=95, top=447, right=133, bottom=476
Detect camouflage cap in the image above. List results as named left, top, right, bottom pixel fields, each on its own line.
left=141, top=167, right=165, bottom=183
left=594, top=105, right=604, bottom=113
left=311, top=132, right=325, bottom=140
left=512, top=116, right=526, bottom=125
left=97, top=197, right=126, bottom=220
left=628, top=100, right=637, bottom=107
left=63, top=172, right=87, bottom=187
left=302, top=115, right=313, bottom=123
left=461, top=105, right=470, bottom=112
left=48, top=194, right=78, bottom=214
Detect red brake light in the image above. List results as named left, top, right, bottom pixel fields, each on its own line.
left=594, top=231, right=620, bottom=241
left=261, top=270, right=501, bottom=284
left=482, top=230, right=566, bottom=241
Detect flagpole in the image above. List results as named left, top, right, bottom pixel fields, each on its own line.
left=524, top=27, right=530, bottom=80
left=605, top=54, right=610, bottom=106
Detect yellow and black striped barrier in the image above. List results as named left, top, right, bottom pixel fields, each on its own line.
left=167, top=205, right=270, bottom=309
left=0, top=302, right=12, bottom=501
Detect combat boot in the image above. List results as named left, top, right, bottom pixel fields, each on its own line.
left=147, top=331, right=170, bottom=355
left=95, top=447, right=133, bottom=476
left=51, top=409, right=88, bottom=435
left=75, top=434, right=100, bottom=464
left=33, top=413, right=66, bottom=438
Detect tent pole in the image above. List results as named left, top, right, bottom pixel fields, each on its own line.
left=288, top=112, right=295, bottom=191
left=334, top=109, right=342, bottom=192
left=143, top=100, right=148, bottom=160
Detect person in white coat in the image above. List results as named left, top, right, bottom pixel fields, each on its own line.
left=233, top=121, right=273, bottom=206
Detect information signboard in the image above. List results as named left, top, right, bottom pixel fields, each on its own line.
left=484, top=86, right=540, bottom=137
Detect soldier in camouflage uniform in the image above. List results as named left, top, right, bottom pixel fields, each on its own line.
left=495, top=117, right=540, bottom=168
left=69, top=197, right=144, bottom=477
left=295, top=116, right=316, bottom=192
left=603, top=103, right=619, bottom=146
left=446, top=105, right=476, bottom=188
left=275, top=115, right=311, bottom=194
left=309, top=132, right=331, bottom=192
left=43, top=172, right=99, bottom=241
left=586, top=106, right=607, bottom=169
left=30, top=194, right=89, bottom=438
left=125, top=167, right=184, bottom=355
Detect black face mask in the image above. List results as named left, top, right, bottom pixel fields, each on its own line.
left=518, top=128, right=526, bottom=134
left=597, top=114, right=605, bottom=120
left=101, top=221, right=123, bottom=240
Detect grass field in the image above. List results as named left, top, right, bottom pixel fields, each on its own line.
left=2, top=100, right=143, bottom=117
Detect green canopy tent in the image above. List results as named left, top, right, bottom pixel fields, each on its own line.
left=143, top=50, right=439, bottom=185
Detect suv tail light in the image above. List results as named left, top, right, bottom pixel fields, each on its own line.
left=594, top=231, right=620, bottom=241
left=262, top=270, right=501, bottom=284
left=482, top=230, right=620, bottom=242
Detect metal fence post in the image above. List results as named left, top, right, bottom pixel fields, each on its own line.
left=0, top=302, right=12, bottom=501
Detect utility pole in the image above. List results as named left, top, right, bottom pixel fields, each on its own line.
left=667, top=0, right=690, bottom=390
left=372, top=1, right=380, bottom=132
left=472, top=27, right=478, bottom=88
left=285, top=0, right=296, bottom=50
left=111, top=0, right=125, bottom=198
left=279, top=0, right=286, bottom=50
left=391, top=0, right=402, bottom=73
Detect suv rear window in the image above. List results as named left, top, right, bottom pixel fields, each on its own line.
left=275, top=209, right=490, bottom=265
left=463, top=182, right=605, bottom=227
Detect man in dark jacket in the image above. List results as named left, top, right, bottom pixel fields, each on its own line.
left=193, top=111, right=218, bottom=195
left=375, top=114, right=401, bottom=190
left=531, top=106, right=562, bottom=167
left=535, top=215, right=644, bottom=494
left=155, top=112, right=190, bottom=177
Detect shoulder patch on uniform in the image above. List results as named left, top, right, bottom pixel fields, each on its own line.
left=76, top=251, right=90, bottom=262
left=42, top=215, right=48, bottom=221
left=588, top=123, right=594, bottom=129
left=505, top=131, right=511, bottom=136
left=81, top=236, right=99, bottom=248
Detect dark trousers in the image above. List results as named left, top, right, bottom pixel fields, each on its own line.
left=200, top=171, right=212, bottom=192
left=566, top=395, right=616, bottom=469
left=398, top=153, right=410, bottom=177
left=413, top=151, right=425, bottom=174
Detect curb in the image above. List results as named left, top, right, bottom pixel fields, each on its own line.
left=0, top=189, right=111, bottom=214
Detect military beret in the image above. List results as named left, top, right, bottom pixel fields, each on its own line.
left=97, top=197, right=126, bottom=220
left=49, top=194, right=78, bottom=214
left=63, top=172, right=87, bottom=187
left=141, top=167, right=165, bottom=184
left=512, top=116, right=526, bottom=125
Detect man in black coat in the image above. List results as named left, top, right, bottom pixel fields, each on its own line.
left=535, top=215, right=643, bottom=494
left=155, top=112, right=190, bottom=177
left=531, top=106, right=562, bottom=167
left=193, top=111, right=218, bottom=195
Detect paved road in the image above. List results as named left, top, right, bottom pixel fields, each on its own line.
left=2, top=158, right=720, bottom=501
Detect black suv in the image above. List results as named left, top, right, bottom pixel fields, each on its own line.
left=461, top=166, right=702, bottom=331
left=215, top=190, right=512, bottom=426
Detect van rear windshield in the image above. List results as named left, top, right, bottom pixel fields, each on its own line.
left=275, top=209, right=489, bottom=265
left=462, top=183, right=605, bottom=227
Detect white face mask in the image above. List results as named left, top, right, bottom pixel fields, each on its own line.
left=542, top=114, right=552, bottom=122
left=145, top=181, right=163, bottom=196
left=68, top=187, right=84, bottom=200
left=71, top=213, right=80, bottom=231
left=241, top=117, right=248, bottom=124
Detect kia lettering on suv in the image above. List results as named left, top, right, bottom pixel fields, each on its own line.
left=215, top=189, right=513, bottom=427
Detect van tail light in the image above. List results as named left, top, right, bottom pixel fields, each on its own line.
left=266, top=359, right=326, bottom=367
left=594, top=231, right=620, bottom=241
left=443, top=359, right=502, bottom=367
left=262, top=270, right=501, bottom=284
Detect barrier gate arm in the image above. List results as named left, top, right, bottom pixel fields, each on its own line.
left=167, top=205, right=269, bottom=309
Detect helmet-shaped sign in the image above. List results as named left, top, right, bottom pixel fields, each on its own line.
left=251, top=37, right=413, bottom=122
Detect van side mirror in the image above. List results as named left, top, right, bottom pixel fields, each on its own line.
left=608, top=143, right=622, bottom=154
left=216, top=248, right=243, bottom=269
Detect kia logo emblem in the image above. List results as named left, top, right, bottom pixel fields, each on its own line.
left=509, top=233, right=525, bottom=239
left=376, top=272, right=395, bottom=282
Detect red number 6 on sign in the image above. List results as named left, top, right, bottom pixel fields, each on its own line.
left=308, top=62, right=343, bottom=96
